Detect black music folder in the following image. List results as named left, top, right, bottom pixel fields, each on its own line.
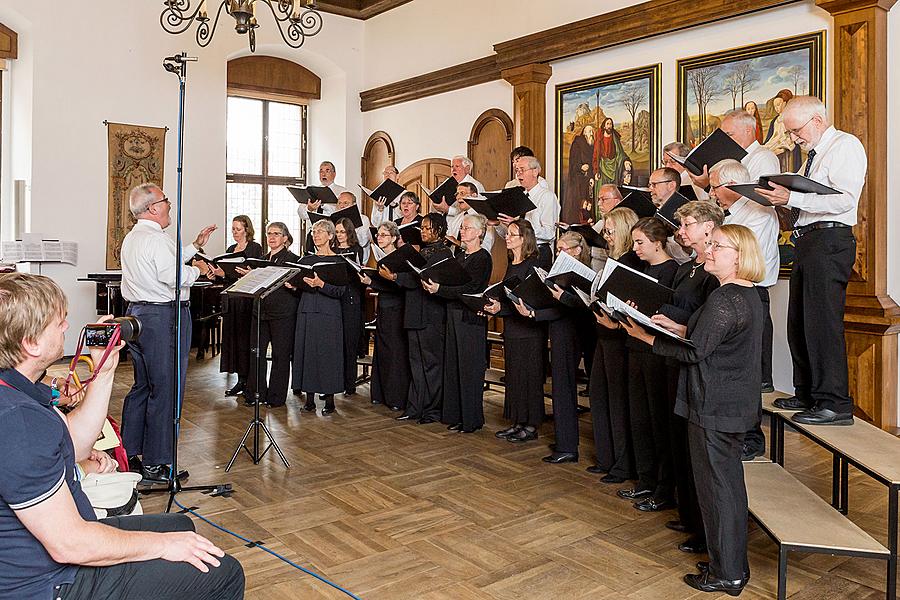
left=329, top=203, right=364, bottom=229
left=423, top=177, right=459, bottom=206
left=287, top=185, right=340, bottom=204
left=617, top=187, right=657, bottom=218
left=412, top=256, right=472, bottom=286
left=558, top=223, right=605, bottom=247
left=596, top=262, right=673, bottom=316
left=458, top=276, right=522, bottom=312
left=726, top=174, right=841, bottom=207
left=506, top=274, right=557, bottom=311
left=398, top=222, right=423, bottom=246
left=679, top=185, right=698, bottom=201
left=655, top=191, right=691, bottom=229
left=193, top=252, right=247, bottom=278
left=466, top=186, right=536, bottom=220
left=377, top=243, right=426, bottom=274
left=360, top=179, right=406, bottom=205
left=243, top=257, right=273, bottom=269
left=284, top=260, right=350, bottom=287
left=666, top=128, right=747, bottom=176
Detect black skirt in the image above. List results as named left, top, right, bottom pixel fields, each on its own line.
left=503, top=335, right=545, bottom=428
left=370, top=303, right=410, bottom=409
left=219, top=296, right=253, bottom=377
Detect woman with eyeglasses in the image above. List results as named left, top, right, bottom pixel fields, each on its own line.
left=589, top=207, right=641, bottom=483
left=244, top=221, right=300, bottom=409
left=484, top=219, right=546, bottom=443
left=381, top=212, right=452, bottom=423
left=334, top=217, right=366, bottom=396
left=361, top=222, right=410, bottom=411
left=216, top=215, right=264, bottom=398
left=422, top=214, right=493, bottom=433
left=622, top=224, right=764, bottom=597
left=291, top=219, right=346, bottom=415
left=647, top=201, right=724, bottom=555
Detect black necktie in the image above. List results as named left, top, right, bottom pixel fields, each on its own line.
left=722, top=209, right=731, bottom=217
left=802, top=149, right=817, bottom=177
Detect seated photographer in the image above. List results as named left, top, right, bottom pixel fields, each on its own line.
left=0, top=273, right=244, bottom=600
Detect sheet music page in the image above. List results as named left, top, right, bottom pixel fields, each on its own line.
left=607, top=292, right=692, bottom=344
left=1, top=241, right=23, bottom=262
left=548, top=250, right=597, bottom=282
left=60, top=241, right=78, bottom=265
left=229, top=266, right=293, bottom=295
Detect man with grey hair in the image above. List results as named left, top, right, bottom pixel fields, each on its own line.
left=662, top=141, right=708, bottom=200
left=498, top=155, right=559, bottom=268
left=689, top=109, right=780, bottom=190
left=587, top=184, right=624, bottom=271
left=433, top=155, right=485, bottom=215
left=120, top=183, right=217, bottom=483
left=297, top=161, right=349, bottom=238
left=709, top=159, right=780, bottom=458
left=755, top=95, right=867, bottom=426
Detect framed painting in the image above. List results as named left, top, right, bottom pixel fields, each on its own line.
left=556, top=64, right=661, bottom=225
left=676, top=32, right=825, bottom=276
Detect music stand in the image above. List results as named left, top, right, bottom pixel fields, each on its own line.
left=224, top=266, right=296, bottom=471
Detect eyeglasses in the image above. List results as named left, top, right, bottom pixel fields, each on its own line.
left=709, top=182, right=732, bottom=191
left=460, top=225, right=479, bottom=231
left=267, top=231, right=285, bottom=237
left=602, top=229, right=615, bottom=236
left=150, top=197, right=170, bottom=208
left=507, top=233, right=522, bottom=238
left=679, top=219, right=699, bottom=229
left=705, top=240, right=738, bottom=252
left=786, top=116, right=815, bottom=136
left=648, top=180, right=675, bottom=188
left=376, top=232, right=393, bottom=238
left=514, top=166, right=537, bottom=174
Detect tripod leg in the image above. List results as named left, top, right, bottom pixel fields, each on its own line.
left=225, top=419, right=257, bottom=472
left=258, top=420, right=291, bottom=468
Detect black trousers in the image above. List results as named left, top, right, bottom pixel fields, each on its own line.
left=504, top=335, right=546, bottom=428
left=371, top=304, right=410, bottom=410
left=668, top=365, right=703, bottom=535
left=787, top=227, right=856, bottom=412
left=628, top=350, right=673, bottom=498
left=441, top=308, right=487, bottom=429
left=549, top=315, right=580, bottom=454
left=246, top=314, right=296, bottom=406
left=688, top=422, right=749, bottom=582
left=342, top=288, right=364, bottom=392
left=744, top=286, right=772, bottom=453
left=589, top=333, right=634, bottom=478
left=406, top=322, right=444, bottom=420
left=58, top=514, right=244, bottom=600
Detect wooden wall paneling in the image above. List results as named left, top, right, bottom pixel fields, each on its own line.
left=501, top=64, right=552, bottom=170
left=360, top=131, right=395, bottom=217
left=816, top=0, right=900, bottom=429
left=398, top=158, right=451, bottom=215
left=227, top=56, right=321, bottom=101
left=467, top=109, right=515, bottom=192
left=0, top=23, right=17, bottom=59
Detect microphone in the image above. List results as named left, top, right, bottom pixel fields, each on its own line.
left=163, top=53, right=198, bottom=75
left=164, top=54, right=199, bottom=63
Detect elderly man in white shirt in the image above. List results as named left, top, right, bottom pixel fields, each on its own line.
left=433, top=155, right=485, bottom=215
left=755, top=96, right=867, bottom=426
left=498, top=155, right=559, bottom=268
left=690, top=109, right=781, bottom=188
left=336, top=191, right=373, bottom=262
left=120, top=183, right=216, bottom=483
left=370, top=164, right=403, bottom=226
left=297, top=161, right=348, bottom=243
left=709, top=159, right=780, bottom=459
left=447, top=182, right=494, bottom=252
left=504, top=146, right=549, bottom=190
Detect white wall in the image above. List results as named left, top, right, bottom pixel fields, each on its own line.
left=0, top=1, right=364, bottom=355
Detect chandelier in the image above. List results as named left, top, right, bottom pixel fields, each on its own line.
left=160, top=0, right=324, bottom=53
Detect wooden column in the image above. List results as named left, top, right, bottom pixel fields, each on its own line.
left=501, top=63, right=552, bottom=169
left=817, top=0, right=900, bottom=428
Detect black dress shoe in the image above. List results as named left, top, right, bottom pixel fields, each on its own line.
left=634, top=496, right=676, bottom=512
left=683, top=572, right=745, bottom=596
left=495, top=425, right=521, bottom=439
left=507, top=428, right=538, bottom=443
left=345, top=388, right=357, bottom=396
left=696, top=561, right=750, bottom=581
left=740, top=444, right=765, bottom=461
left=141, top=464, right=171, bottom=484
left=244, top=397, right=262, bottom=407
left=225, top=381, right=245, bottom=397
left=666, top=520, right=691, bottom=533
left=460, top=425, right=482, bottom=433
left=321, top=406, right=336, bottom=415
left=395, top=414, right=413, bottom=421
left=761, top=382, right=775, bottom=393
left=616, top=487, right=652, bottom=500
left=772, top=395, right=811, bottom=410
left=264, top=402, right=285, bottom=408
left=678, top=536, right=708, bottom=554
left=418, top=417, right=436, bottom=424
left=791, top=407, right=854, bottom=426
left=371, top=398, right=382, bottom=405
left=302, top=402, right=316, bottom=412
left=447, top=423, right=462, bottom=431
left=542, top=452, right=578, bottom=464
left=600, top=474, right=627, bottom=484
left=128, top=455, right=143, bottom=474
left=586, top=465, right=609, bottom=475
left=388, top=405, right=403, bottom=412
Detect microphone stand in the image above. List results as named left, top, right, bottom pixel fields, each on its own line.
left=157, top=52, right=232, bottom=513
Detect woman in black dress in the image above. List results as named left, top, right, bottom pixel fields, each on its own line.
left=291, top=220, right=346, bottom=415
left=244, top=221, right=299, bottom=408
left=652, top=200, right=724, bottom=553
left=484, top=219, right=545, bottom=443
left=623, top=224, right=764, bottom=596
left=216, top=215, right=264, bottom=397
left=422, top=214, right=492, bottom=433
left=335, top=217, right=365, bottom=396
left=360, top=222, right=409, bottom=411
left=589, top=206, right=642, bottom=482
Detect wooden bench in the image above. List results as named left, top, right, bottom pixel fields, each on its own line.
left=744, top=461, right=890, bottom=599
left=763, top=395, right=900, bottom=598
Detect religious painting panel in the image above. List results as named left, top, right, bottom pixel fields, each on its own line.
left=676, top=32, right=825, bottom=276
left=555, top=64, right=660, bottom=225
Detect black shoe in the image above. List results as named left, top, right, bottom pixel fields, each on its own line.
left=225, top=381, right=245, bottom=397
left=388, top=405, right=403, bottom=412
left=418, top=417, right=436, bottom=424
left=447, top=423, right=462, bottom=431
left=302, top=402, right=316, bottom=412
left=678, top=536, right=708, bottom=554
left=507, top=428, right=538, bottom=443
left=495, top=425, right=521, bottom=439
left=666, top=520, right=691, bottom=533
left=791, top=407, right=854, bottom=426
left=141, top=463, right=171, bottom=485
left=371, top=398, right=382, bottom=405
left=542, top=452, right=578, bottom=464
left=196, top=349, right=206, bottom=360
left=345, top=388, right=357, bottom=396
left=586, top=465, right=608, bottom=475
left=741, top=444, right=765, bottom=461
left=600, top=474, right=627, bottom=484
left=548, top=443, right=557, bottom=452
left=683, top=572, right=745, bottom=596
left=264, top=402, right=285, bottom=408
left=772, top=395, right=811, bottom=410
left=128, top=455, right=143, bottom=474
left=243, top=397, right=262, bottom=407
left=695, top=562, right=750, bottom=582
left=761, top=382, right=775, bottom=393
left=616, top=487, right=652, bottom=500
left=576, top=404, right=590, bottom=414
left=321, top=406, right=336, bottom=415
left=395, top=414, right=413, bottom=421
left=634, top=496, right=676, bottom=512
left=460, top=425, right=483, bottom=434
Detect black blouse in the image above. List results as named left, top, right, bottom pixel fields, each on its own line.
left=257, top=247, right=300, bottom=320
left=658, top=258, right=720, bottom=325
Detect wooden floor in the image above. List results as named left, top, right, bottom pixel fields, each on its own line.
left=105, top=356, right=898, bottom=599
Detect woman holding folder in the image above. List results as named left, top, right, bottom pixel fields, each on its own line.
left=291, top=220, right=346, bottom=415
left=244, top=221, right=300, bottom=409
left=361, top=222, right=410, bottom=411
left=484, top=219, right=545, bottom=443
left=335, top=217, right=365, bottom=395
left=422, top=214, right=493, bottom=433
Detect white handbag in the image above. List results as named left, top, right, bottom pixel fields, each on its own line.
left=80, top=471, right=143, bottom=519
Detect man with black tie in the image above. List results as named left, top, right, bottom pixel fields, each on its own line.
left=755, top=96, right=867, bottom=426
left=370, top=165, right=402, bottom=225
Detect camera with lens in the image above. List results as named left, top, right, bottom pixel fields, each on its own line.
left=84, top=316, right=142, bottom=347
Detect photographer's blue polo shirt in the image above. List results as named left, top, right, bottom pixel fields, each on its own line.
left=0, top=368, right=97, bottom=600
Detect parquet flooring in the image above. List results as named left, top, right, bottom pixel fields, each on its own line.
left=97, top=356, right=897, bottom=599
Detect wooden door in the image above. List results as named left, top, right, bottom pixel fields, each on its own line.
left=360, top=131, right=395, bottom=216
left=467, top=108, right=514, bottom=192
left=398, top=158, right=450, bottom=215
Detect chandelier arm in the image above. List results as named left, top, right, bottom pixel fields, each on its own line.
left=196, top=1, right=228, bottom=47
left=296, top=8, right=324, bottom=37
left=257, top=0, right=293, bottom=25
left=160, top=0, right=204, bottom=35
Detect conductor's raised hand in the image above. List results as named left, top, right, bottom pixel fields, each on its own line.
left=193, top=225, right=217, bottom=248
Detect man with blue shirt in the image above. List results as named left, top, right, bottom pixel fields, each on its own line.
left=0, top=272, right=244, bottom=599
